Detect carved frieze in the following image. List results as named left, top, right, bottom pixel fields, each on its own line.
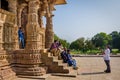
left=0, top=50, right=16, bottom=80
left=12, top=49, right=47, bottom=76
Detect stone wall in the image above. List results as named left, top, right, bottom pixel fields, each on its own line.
left=0, top=9, right=17, bottom=80
left=0, top=9, right=19, bottom=50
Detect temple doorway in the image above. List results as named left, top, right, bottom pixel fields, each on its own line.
left=21, top=6, right=28, bottom=48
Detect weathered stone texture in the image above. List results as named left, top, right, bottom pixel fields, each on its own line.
left=12, top=50, right=47, bottom=76
left=0, top=50, right=16, bottom=80
left=0, top=0, right=68, bottom=79
left=0, top=9, right=19, bottom=50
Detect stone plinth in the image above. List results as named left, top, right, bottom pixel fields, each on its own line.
left=12, top=50, right=47, bottom=76
left=0, top=50, right=16, bottom=80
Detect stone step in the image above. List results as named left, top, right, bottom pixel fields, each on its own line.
left=53, top=59, right=63, bottom=63
left=51, top=69, right=77, bottom=77
left=51, top=56, right=58, bottom=60
left=43, top=52, right=72, bottom=74
left=12, top=64, right=40, bottom=68
left=0, top=66, right=12, bottom=70
left=47, top=64, right=69, bottom=73
left=15, top=72, right=44, bottom=76
left=63, top=66, right=73, bottom=70
left=58, top=63, right=68, bottom=67
left=48, top=56, right=58, bottom=61
left=17, top=74, right=50, bottom=80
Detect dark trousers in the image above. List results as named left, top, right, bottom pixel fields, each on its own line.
left=104, top=60, right=111, bottom=71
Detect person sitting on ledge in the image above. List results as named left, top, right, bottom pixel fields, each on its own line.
left=49, top=40, right=58, bottom=56
left=66, top=49, right=78, bottom=70
left=61, top=47, right=68, bottom=63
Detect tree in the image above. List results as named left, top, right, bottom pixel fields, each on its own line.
left=92, top=32, right=112, bottom=49
left=84, top=38, right=95, bottom=51
left=70, top=37, right=85, bottom=50
left=110, top=31, right=120, bottom=50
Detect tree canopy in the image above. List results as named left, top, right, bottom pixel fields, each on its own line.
left=91, top=32, right=112, bottom=49
left=110, top=31, right=120, bottom=50
left=54, top=31, right=120, bottom=52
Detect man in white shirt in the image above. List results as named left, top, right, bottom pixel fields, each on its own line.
left=103, top=45, right=111, bottom=73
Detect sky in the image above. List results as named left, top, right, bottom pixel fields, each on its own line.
left=53, top=0, right=120, bottom=43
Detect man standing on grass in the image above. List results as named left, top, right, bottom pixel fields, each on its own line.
left=103, top=45, right=111, bottom=73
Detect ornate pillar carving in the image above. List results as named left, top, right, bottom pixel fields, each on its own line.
left=3, top=13, right=18, bottom=50
left=45, top=0, right=55, bottom=48
left=25, top=0, right=41, bottom=50
left=17, top=4, right=27, bottom=27
left=7, top=0, right=17, bottom=14
left=0, top=12, right=6, bottom=50
left=7, top=0, right=17, bottom=25
left=12, top=1, right=47, bottom=76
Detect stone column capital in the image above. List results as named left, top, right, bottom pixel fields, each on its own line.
left=27, top=0, right=40, bottom=10
left=18, top=3, right=27, bottom=9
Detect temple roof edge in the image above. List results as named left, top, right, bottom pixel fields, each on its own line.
left=55, top=0, right=67, bottom=5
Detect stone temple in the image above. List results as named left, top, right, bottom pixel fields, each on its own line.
left=0, top=0, right=76, bottom=80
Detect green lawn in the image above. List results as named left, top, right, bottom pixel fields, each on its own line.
left=71, top=49, right=120, bottom=55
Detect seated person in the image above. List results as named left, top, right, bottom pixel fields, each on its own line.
left=66, top=49, right=78, bottom=70
left=61, top=48, right=68, bottom=63
left=56, top=42, right=63, bottom=56
left=49, top=40, right=58, bottom=56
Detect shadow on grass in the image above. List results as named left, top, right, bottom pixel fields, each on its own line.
left=80, top=72, right=105, bottom=75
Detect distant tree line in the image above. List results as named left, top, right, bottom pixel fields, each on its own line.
left=54, top=31, right=120, bottom=53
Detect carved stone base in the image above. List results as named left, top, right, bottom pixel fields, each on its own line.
left=0, top=50, right=16, bottom=80
left=0, top=66, right=16, bottom=80
left=12, top=50, right=47, bottom=76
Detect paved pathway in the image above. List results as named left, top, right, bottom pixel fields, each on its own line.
left=46, top=57, right=120, bottom=80
left=18, top=57, right=120, bottom=80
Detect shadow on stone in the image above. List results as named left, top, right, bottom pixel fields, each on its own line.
left=81, top=72, right=105, bottom=75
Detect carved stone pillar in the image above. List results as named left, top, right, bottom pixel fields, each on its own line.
left=25, top=0, right=41, bottom=50
left=17, top=4, right=27, bottom=28
left=12, top=0, right=47, bottom=76
left=7, top=0, right=17, bottom=14
left=0, top=11, right=6, bottom=50
left=45, top=15, right=54, bottom=48
left=7, top=0, right=17, bottom=25
left=45, top=0, right=54, bottom=48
